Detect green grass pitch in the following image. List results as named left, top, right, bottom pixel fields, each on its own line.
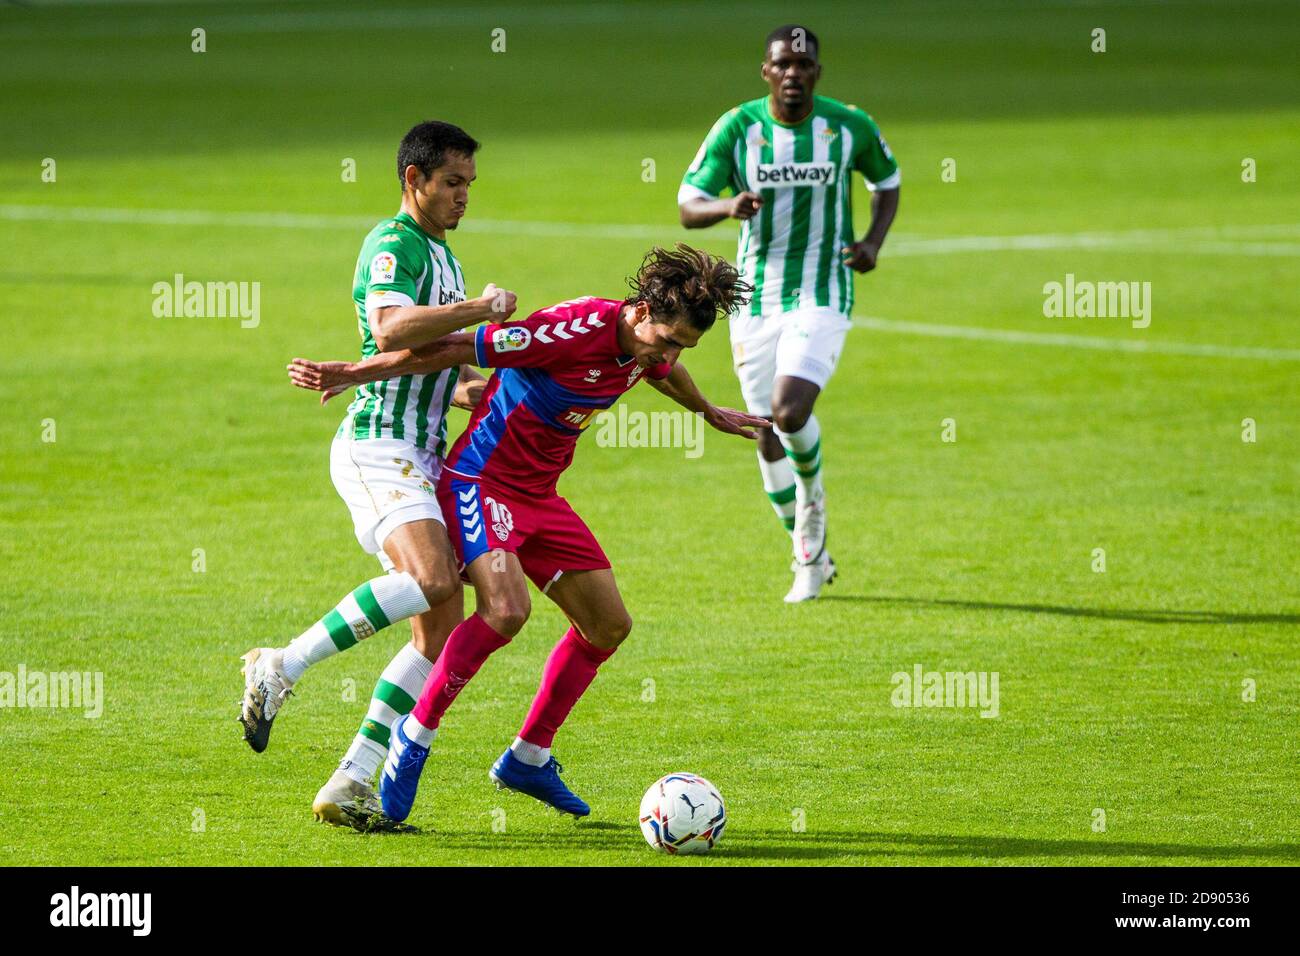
left=1, top=0, right=1297, bottom=866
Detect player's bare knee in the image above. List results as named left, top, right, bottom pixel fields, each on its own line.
left=481, top=595, right=530, bottom=637
left=409, top=568, right=458, bottom=608
left=587, top=613, right=632, bottom=650
left=772, top=404, right=810, bottom=434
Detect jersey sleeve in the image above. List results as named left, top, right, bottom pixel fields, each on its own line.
left=851, top=111, right=901, bottom=191
left=360, top=228, right=425, bottom=312
left=472, top=301, right=590, bottom=369
left=679, top=110, right=740, bottom=203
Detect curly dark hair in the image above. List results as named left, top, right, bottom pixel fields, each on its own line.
left=624, top=244, right=752, bottom=331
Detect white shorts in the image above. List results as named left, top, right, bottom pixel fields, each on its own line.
left=329, top=436, right=446, bottom=571
left=730, top=305, right=851, bottom=416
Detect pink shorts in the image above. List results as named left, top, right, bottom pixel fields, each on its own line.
left=437, top=474, right=611, bottom=593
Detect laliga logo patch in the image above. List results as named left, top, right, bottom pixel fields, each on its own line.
left=492, top=326, right=531, bottom=353
left=371, top=252, right=397, bottom=283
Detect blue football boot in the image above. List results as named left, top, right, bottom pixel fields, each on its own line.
left=490, top=748, right=590, bottom=817
left=379, top=714, right=431, bottom=822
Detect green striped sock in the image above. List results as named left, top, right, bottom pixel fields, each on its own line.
left=281, top=572, right=430, bottom=682
left=767, top=483, right=797, bottom=531
left=757, top=451, right=797, bottom=535
left=341, top=642, right=434, bottom=784
left=776, top=416, right=824, bottom=504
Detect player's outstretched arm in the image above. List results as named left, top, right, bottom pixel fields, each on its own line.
left=287, top=333, right=478, bottom=404
left=647, top=362, right=770, bottom=440
left=370, top=283, right=517, bottom=351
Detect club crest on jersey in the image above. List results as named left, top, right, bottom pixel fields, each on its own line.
left=371, top=252, right=397, bottom=282
left=491, top=326, right=531, bottom=353
left=755, top=161, right=835, bottom=186
left=559, top=405, right=599, bottom=430
left=483, top=496, right=514, bottom=542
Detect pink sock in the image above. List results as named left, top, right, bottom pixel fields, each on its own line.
left=518, top=627, right=616, bottom=748
left=411, top=613, right=511, bottom=730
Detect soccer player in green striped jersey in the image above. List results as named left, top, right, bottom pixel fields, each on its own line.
left=679, top=24, right=900, bottom=602
left=238, top=121, right=516, bottom=829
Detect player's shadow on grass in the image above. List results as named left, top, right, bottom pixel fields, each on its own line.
left=385, top=822, right=639, bottom=853
left=821, top=594, right=1300, bottom=626
left=359, top=825, right=1299, bottom=862
left=693, top=830, right=1300, bottom=863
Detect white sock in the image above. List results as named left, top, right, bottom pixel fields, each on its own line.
left=774, top=415, right=823, bottom=506
left=510, top=736, right=550, bottom=767
left=340, top=641, right=435, bottom=783
left=282, top=572, right=430, bottom=682
left=340, top=740, right=386, bottom=785
left=405, top=714, right=437, bottom=748
left=757, top=450, right=797, bottom=535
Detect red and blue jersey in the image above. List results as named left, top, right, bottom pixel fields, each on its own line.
left=444, top=297, right=672, bottom=497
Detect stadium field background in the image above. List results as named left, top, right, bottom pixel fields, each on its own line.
left=1, top=0, right=1296, bottom=865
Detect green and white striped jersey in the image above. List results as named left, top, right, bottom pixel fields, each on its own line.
left=342, top=212, right=466, bottom=455
left=679, top=95, right=900, bottom=317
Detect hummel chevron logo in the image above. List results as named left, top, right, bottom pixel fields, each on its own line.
left=463, top=524, right=483, bottom=543
left=457, top=488, right=475, bottom=503
left=459, top=503, right=476, bottom=517
left=585, top=312, right=605, bottom=327
left=552, top=322, right=572, bottom=340
left=535, top=324, right=553, bottom=344
left=570, top=315, right=593, bottom=334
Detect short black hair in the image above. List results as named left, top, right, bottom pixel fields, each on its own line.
left=765, top=24, right=819, bottom=59
left=396, top=121, right=480, bottom=189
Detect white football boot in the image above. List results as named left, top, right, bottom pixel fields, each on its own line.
left=312, top=767, right=387, bottom=831
left=785, top=551, right=837, bottom=603
left=786, top=494, right=835, bottom=603
left=792, top=494, right=827, bottom=567
left=238, top=647, right=294, bottom=753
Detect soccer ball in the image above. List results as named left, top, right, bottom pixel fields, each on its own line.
left=638, top=773, right=726, bottom=855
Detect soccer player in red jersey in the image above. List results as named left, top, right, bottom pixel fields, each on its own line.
left=288, top=245, right=765, bottom=818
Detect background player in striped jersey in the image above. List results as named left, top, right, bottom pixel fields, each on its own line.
left=238, top=121, right=517, bottom=828
left=289, top=246, right=767, bottom=819
left=679, top=24, right=901, bottom=602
